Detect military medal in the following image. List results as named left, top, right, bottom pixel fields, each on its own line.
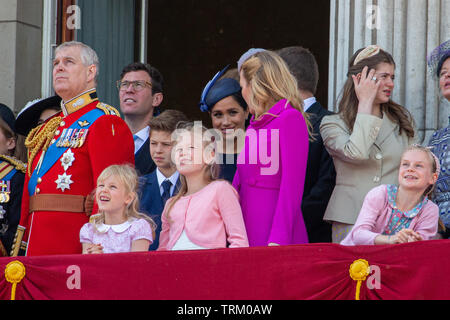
left=56, top=128, right=89, bottom=148
left=60, top=149, right=75, bottom=171
left=58, top=128, right=74, bottom=147
left=66, top=129, right=78, bottom=147
left=56, top=129, right=67, bottom=147
left=77, top=129, right=89, bottom=147
left=0, top=181, right=10, bottom=204
left=55, top=172, right=73, bottom=192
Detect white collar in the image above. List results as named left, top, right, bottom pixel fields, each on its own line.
left=96, top=218, right=136, bottom=233
left=156, top=168, right=179, bottom=188
left=134, top=126, right=150, bottom=142
left=303, top=97, right=317, bottom=112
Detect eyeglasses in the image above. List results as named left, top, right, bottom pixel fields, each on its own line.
left=116, top=80, right=152, bottom=91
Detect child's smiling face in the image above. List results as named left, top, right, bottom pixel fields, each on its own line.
left=96, top=174, right=133, bottom=215
left=173, top=131, right=207, bottom=176
left=398, top=149, right=437, bottom=193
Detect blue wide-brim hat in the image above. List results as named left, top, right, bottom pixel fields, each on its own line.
left=202, top=78, right=242, bottom=112
left=199, top=65, right=243, bottom=112
left=0, top=103, right=17, bottom=133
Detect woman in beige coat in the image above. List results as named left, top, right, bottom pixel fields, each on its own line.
left=320, top=46, right=416, bottom=243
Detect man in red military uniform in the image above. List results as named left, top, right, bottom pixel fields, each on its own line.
left=13, top=41, right=134, bottom=256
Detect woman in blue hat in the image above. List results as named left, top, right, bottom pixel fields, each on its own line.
left=0, top=103, right=26, bottom=256
left=199, top=67, right=249, bottom=183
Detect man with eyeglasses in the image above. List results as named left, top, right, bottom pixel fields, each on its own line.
left=13, top=41, right=135, bottom=256
left=118, top=62, right=164, bottom=176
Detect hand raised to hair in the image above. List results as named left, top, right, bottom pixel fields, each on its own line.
left=352, top=66, right=381, bottom=115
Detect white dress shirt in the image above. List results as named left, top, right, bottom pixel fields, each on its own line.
left=156, top=168, right=180, bottom=197
left=303, top=96, right=317, bottom=112
left=133, top=126, right=150, bottom=154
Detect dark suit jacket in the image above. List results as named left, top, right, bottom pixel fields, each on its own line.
left=302, top=101, right=336, bottom=243
left=138, top=171, right=180, bottom=250
left=0, top=170, right=25, bottom=255
left=135, top=138, right=156, bottom=176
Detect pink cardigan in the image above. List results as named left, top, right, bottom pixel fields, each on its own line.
left=341, top=185, right=439, bottom=246
left=158, top=180, right=249, bottom=250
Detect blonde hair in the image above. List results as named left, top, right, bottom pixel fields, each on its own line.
left=240, top=50, right=312, bottom=138
left=401, top=145, right=438, bottom=197
left=164, top=121, right=220, bottom=222
left=91, top=164, right=156, bottom=233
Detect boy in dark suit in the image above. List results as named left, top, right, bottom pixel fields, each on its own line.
left=138, top=109, right=188, bottom=250
left=278, top=46, right=336, bottom=243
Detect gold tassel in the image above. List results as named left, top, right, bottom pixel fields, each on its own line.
left=5, top=261, right=26, bottom=300
left=349, top=259, right=370, bottom=300
left=25, top=117, right=63, bottom=176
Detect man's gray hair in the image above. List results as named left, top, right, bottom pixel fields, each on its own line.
left=55, top=41, right=100, bottom=82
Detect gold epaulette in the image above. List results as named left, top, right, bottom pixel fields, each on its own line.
left=0, top=155, right=27, bottom=174
left=96, top=103, right=121, bottom=117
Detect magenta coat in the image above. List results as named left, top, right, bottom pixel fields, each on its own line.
left=233, top=99, right=309, bottom=246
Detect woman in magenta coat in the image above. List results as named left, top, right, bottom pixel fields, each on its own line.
left=233, top=49, right=312, bottom=246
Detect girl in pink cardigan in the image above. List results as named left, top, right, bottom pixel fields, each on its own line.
left=158, top=122, right=248, bottom=251
left=341, top=145, right=440, bottom=246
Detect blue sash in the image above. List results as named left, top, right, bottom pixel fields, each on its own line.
left=4, top=168, right=17, bottom=181
left=28, top=108, right=105, bottom=195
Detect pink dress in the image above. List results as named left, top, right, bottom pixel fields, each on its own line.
left=233, top=99, right=309, bottom=246
left=80, top=218, right=153, bottom=253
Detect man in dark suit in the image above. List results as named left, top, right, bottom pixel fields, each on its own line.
left=278, top=46, right=336, bottom=243
left=138, top=109, right=188, bottom=250
left=118, top=62, right=164, bottom=176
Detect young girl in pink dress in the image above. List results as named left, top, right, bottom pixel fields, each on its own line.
left=80, top=164, right=156, bottom=253
left=158, top=121, right=248, bottom=251
left=341, top=145, right=440, bottom=246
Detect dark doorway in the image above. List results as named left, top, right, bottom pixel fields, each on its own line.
left=148, top=0, right=330, bottom=125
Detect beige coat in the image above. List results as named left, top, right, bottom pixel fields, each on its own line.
left=319, top=113, right=416, bottom=225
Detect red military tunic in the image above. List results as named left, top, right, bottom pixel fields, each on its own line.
left=18, top=89, right=134, bottom=256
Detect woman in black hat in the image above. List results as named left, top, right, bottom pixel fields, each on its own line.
left=0, top=103, right=26, bottom=256
left=199, top=67, right=249, bottom=183
left=16, top=95, right=61, bottom=137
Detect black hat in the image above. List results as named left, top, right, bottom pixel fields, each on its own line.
left=15, top=96, right=62, bottom=136
left=0, top=103, right=17, bottom=133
